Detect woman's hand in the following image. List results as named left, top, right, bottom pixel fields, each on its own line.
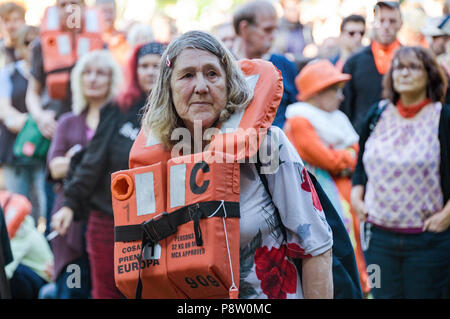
left=51, top=206, right=74, bottom=236
left=35, top=109, right=57, bottom=139
left=423, top=202, right=450, bottom=232
left=351, top=185, right=368, bottom=222
left=48, top=156, right=71, bottom=180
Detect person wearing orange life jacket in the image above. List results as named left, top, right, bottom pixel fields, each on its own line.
left=95, top=0, right=130, bottom=67
left=26, top=0, right=105, bottom=142
left=107, top=31, right=333, bottom=299
left=25, top=0, right=105, bottom=235
left=51, top=42, right=166, bottom=299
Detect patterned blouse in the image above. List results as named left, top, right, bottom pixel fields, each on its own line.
left=239, top=126, right=333, bottom=299
left=363, top=102, right=444, bottom=232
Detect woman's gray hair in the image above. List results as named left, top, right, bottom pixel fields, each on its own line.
left=70, top=49, right=123, bottom=115
left=141, top=30, right=254, bottom=149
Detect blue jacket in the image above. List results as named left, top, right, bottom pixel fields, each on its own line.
left=269, top=54, right=299, bottom=129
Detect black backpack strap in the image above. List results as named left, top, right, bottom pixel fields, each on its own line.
left=307, top=172, right=363, bottom=298
left=369, top=99, right=389, bottom=133
left=255, top=154, right=363, bottom=298
left=0, top=206, right=12, bottom=299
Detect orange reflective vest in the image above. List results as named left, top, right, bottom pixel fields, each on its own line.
left=40, top=6, right=105, bottom=100
left=111, top=59, right=283, bottom=299
left=0, top=191, right=31, bottom=239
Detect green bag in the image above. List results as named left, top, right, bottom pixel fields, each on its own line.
left=13, top=115, right=51, bottom=160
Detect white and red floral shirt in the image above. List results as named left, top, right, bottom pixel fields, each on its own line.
left=239, top=126, right=333, bottom=299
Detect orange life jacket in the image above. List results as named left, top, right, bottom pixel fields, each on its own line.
left=111, top=59, right=283, bottom=299
left=40, top=6, right=105, bottom=100
left=0, top=191, right=31, bottom=239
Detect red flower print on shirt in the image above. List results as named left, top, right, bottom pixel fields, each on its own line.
left=254, top=245, right=297, bottom=299
left=286, top=242, right=312, bottom=259
left=301, top=168, right=323, bottom=211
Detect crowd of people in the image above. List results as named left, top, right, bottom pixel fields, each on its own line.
left=0, top=0, right=449, bottom=300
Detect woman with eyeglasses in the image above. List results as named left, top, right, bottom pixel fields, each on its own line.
left=351, top=46, right=450, bottom=298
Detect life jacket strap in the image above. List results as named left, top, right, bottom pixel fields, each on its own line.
left=114, top=200, right=240, bottom=244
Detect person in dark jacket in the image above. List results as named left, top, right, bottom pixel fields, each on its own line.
left=351, top=46, right=450, bottom=299
left=51, top=42, right=166, bottom=299
left=340, top=1, right=402, bottom=133
left=0, top=204, right=13, bottom=299
left=232, top=0, right=298, bottom=129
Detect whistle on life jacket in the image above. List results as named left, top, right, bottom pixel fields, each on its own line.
left=111, top=59, right=283, bottom=299
left=40, top=6, right=105, bottom=100
left=0, top=191, right=31, bottom=239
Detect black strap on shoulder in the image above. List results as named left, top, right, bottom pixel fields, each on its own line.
left=44, top=65, right=74, bottom=76
left=369, top=99, right=389, bottom=133
left=255, top=153, right=363, bottom=298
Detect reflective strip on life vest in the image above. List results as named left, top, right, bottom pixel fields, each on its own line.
left=169, top=164, right=186, bottom=209
left=45, top=6, right=59, bottom=31
left=134, top=171, right=156, bottom=216
left=77, top=37, right=91, bottom=57
left=85, top=9, right=100, bottom=33
left=4, top=207, right=18, bottom=226
left=56, top=35, right=71, bottom=56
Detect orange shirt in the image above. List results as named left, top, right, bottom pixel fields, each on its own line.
left=284, top=117, right=358, bottom=175
left=371, top=40, right=401, bottom=75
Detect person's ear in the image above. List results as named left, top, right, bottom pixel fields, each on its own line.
left=238, top=20, right=250, bottom=39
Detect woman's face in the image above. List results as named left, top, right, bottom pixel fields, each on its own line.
left=392, top=53, right=427, bottom=96
left=170, top=48, right=227, bottom=132
left=137, top=54, right=161, bottom=94
left=82, top=61, right=111, bottom=102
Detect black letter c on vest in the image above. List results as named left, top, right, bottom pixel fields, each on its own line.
left=190, top=161, right=210, bottom=194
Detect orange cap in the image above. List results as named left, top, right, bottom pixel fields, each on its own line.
left=295, top=59, right=351, bottom=101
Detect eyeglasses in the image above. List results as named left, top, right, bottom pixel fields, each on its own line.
left=392, top=63, right=424, bottom=73
left=345, top=30, right=365, bottom=37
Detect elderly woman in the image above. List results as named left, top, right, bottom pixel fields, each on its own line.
left=123, top=30, right=333, bottom=299
left=46, top=49, right=122, bottom=298
left=351, top=46, right=450, bottom=298
left=51, top=42, right=166, bottom=299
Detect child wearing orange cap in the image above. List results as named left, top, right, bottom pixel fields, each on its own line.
left=284, top=59, right=370, bottom=296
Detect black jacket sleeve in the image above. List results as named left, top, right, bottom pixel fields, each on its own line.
left=0, top=205, right=12, bottom=265
left=351, top=102, right=382, bottom=187
left=63, top=102, right=120, bottom=220
left=340, top=57, right=355, bottom=122
left=439, top=104, right=450, bottom=204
